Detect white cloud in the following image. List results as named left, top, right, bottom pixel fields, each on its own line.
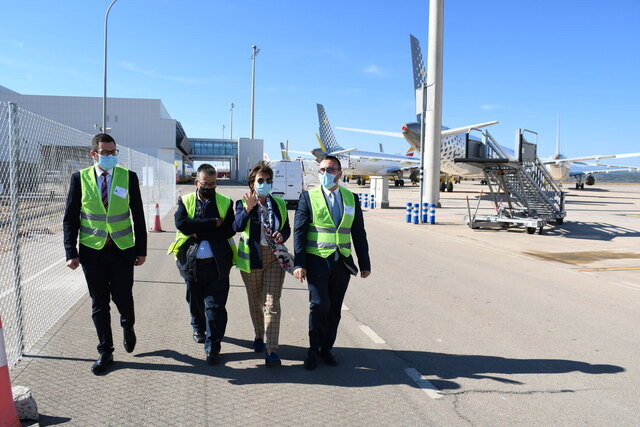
left=120, top=61, right=207, bottom=84
left=363, top=64, right=386, bottom=77
left=480, top=104, right=500, bottom=111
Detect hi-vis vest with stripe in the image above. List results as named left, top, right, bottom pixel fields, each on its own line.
left=167, top=191, right=238, bottom=265
left=79, top=165, right=134, bottom=250
left=306, top=186, right=355, bottom=258
left=236, top=196, right=287, bottom=273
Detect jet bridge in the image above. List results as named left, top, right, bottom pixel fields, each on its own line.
left=455, top=129, right=566, bottom=234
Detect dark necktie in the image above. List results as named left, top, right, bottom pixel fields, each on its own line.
left=101, top=172, right=112, bottom=245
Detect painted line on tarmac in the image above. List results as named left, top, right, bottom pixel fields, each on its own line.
left=573, top=267, right=640, bottom=272
left=358, top=325, right=385, bottom=344
left=404, top=368, right=444, bottom=399
left=610, top=282, right=640, bottom=291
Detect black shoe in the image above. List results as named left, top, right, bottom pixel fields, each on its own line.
left=206, top=351, right=221, bottom=365
left=91, top=353, right=114, bottom=375
left=265, top=352, right=282, bottom=367
left=320, top=350, right=338, bottom=366
left=123, top=327, right=136, bottom=353
left=252, top=338, right=265, bottom=353
left=193, top=332, right=205, bottom=344
left=303, top=349, right=318, bottom=371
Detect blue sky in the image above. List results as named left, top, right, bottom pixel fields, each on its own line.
left=1, top=1, right=639, bottom=166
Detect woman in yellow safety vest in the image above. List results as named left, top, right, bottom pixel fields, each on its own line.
left=233, top=161, right=291, bottom=367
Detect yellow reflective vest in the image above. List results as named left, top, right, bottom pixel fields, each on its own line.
left=167, top=191, right=238, bottom=264
left=306, top=186, right=355, bottom=258
left=236, top=196, right=287, bottom=273
left=79, top=165, right=134, bottom=250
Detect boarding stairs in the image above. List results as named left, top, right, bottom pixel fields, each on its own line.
left=454, top=129, right=566, bottom=234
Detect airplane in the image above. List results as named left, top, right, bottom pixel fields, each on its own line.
left=312, top=104, right=421, bottom=186
left=336, top=34, right=640, bottom=192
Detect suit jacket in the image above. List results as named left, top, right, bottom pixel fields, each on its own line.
left=174, top=191, right=236, bottom=276
left=63, top=168, right=147, bottom=260
left=293, top=189, right=370, bottom=275
left=232, top=195, right=291, bottom=270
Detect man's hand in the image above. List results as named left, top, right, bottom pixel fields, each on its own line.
left=135, top=256, right=146, bottom=266
left=66, top=258, right=80, bottom=270
left=272, top=231, right=284, bottom=244
left=293, top=267, right=307, bottom=283
left=214, top=218, right=223, bottom=228
left=243, top=191, right=258, bottom=212
left=360, top=270, right=371, bottom=279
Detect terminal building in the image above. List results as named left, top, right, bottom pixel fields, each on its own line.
left=0, top=85, right=263, bottom=181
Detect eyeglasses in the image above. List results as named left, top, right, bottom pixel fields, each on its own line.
left=318, top=167, right=339, bottom=174
left=97, top=149, right=119, bottom=156
left=197, top=180, right=216, bottom=188
left=256, top=178, right=273, bottom=184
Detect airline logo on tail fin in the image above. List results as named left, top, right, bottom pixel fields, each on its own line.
left=279, top=142, right=291, bottom=160
left=410, top=34, right=426, bottom=122
left=316, top=104, right=344, bottom=153
left=315, top=133, right=327, bottom=153
left=406, top=147, right=415, bottom=157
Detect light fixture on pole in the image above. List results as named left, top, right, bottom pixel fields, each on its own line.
left=250, top=45, right=260, bottom=139
left=230, top=102, right=235, bottom=139
left=102, top=0, right=119, bottom=134
left=222, top=124, right=226, bottom=139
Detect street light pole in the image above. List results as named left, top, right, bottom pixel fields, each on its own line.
left=222, top=124, right=225, bottom=139
left=230, top=102, right=235, bottom=139
left=250, top=45, right=260, bottom=139
left=102, top=0, right=119, bottom=134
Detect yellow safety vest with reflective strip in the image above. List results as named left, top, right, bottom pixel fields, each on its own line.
left=167, top=191, right=238, bottom=265
left=79, top=165, right=134, bottom=250
left=236, top=196, right=287, bottom=273
left=306, top=186, right=355, bottom=258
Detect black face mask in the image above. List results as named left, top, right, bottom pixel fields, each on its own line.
left=199, top=187, right=215, bottom=199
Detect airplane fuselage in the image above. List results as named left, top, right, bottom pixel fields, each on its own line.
left=311, top=148, right=416, bottom=177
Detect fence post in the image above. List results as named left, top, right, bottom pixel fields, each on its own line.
left=8, top=102, right=25, bottom=355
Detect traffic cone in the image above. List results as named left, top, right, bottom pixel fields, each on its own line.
left=0, top=317, right=21, bottom=427
left=149, top=203, right=165, bottom=232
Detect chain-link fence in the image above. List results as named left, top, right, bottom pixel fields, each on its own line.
left=0, top=101, right=176, bottom=367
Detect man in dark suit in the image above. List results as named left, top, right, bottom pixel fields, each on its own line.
left=293, top=155, right=371, bottom=370
left=169, top=163, right=236, bottom=365
left=63, top=133, right=147, bottom=375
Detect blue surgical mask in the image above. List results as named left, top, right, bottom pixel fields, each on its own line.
left=256, top=182, right=272, bottom=196
left=98, top=155, right=118, bottom=170
left=320, top=172, right=336, bottom=189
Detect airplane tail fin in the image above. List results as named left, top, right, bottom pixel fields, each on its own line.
left=280, top=142, right=291, bottom=160
left=410, top=34, right=427, bottom=121
left=406, top=146, right=415, bottom=157
left=316, top=104, right=344, bottom=153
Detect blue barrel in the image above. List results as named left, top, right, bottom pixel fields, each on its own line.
left=364, top=194, right=369, bottom=208
left=412, top=203, right=419, bottom=224
left=421, top=202, right=428, bottom=223
left=405, top=202, right=412, bottom=223
left=428, top=203, right=436, bottom=224
left=370, top=194, right=375, bottom=209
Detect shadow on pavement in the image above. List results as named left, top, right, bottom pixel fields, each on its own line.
left=541, top=221, right=640, bottom=241
left=77, top=337, right=626, bottom=391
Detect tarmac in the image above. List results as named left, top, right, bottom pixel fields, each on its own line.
left=9, top=180, right=640, bottom=425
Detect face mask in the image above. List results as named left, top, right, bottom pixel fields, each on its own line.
left=98, top=155, right=118, bottom=170
left=320, top=172, right=337, bottom=189
left=199, top=187, right=215, bottom=199
left=256, top=182, right=272, bottom=196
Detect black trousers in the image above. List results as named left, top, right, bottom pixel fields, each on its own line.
left=79, top=244, right=135, bottom=354
left=306, top=255, right=351, bottom=352
left=192, top=261, right=230, bottom=354
left=185, top=280, right=205, bottom=334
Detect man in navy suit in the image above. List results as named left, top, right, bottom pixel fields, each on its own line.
left=63, top=133, right=147, bottom=374
left=293, top=156, right=371, bottom=370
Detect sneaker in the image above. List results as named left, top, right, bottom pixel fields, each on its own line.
left=252, top=338, right=265, bottom=353
left=265, top=352, right=282, bottom=367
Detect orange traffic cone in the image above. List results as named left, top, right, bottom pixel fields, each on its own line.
left=149, top=203, right=165, bottom=232
left=0, top=317, right=21, bottom=427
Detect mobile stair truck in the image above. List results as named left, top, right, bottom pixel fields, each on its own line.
left=455, top=128, right=566, bottom=235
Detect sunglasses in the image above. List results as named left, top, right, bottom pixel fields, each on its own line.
left=318, top=167, right=339, bottom=174
left=256, top=178, right=273, bottom=184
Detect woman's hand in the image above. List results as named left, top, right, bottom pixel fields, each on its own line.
left=272, top=231, right=284, bottom=244
left=243, top=191, right=258, bottom=212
